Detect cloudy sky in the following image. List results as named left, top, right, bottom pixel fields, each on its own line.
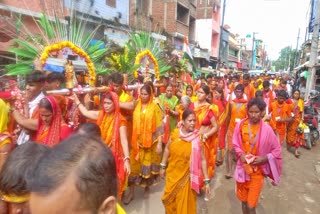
left=223, top=0, right=311, bottom=60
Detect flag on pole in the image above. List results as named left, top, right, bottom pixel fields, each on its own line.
left=183, top=36, right=197, bottom=73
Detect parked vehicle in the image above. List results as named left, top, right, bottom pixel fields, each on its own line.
left=303, top=93, right=320, bottom=147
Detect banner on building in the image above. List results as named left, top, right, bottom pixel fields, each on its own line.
left=309, top=0, right=318, bottom=32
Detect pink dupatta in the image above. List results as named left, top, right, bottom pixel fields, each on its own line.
left=233, top=119, right=282, bottom=185
left=179, top=128, right=201, bottom=194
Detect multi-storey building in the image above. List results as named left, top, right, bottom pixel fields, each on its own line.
left=0, top=0, right=131, bottom=72
left=0, top=0, right=46, bottom=70
left=196, top=0, right=221, bottom=69
left=129, top=0, right=196, bottom=52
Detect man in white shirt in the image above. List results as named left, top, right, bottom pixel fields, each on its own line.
left=13, top=71, right=46, bottom=145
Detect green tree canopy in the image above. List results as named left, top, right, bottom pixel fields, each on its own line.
left=272, top=46, right=297, bottom=71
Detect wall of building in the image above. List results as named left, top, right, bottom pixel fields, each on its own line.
left=195, top=19, right=211, bottom=50
left=67, top=0, right=129, bottom=25
left=211, top=2, right=220, bottom=58
left=0, top=0, right=51, bottom=52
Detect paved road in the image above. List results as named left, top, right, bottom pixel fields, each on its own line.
left=123, top=142, right=320, bottom=214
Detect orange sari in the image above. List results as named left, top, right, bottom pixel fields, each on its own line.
left=286, top=99, right=304, bottom=147
left=35, top=96, right=72, bottom=147
left=191, top=103, right=218, bottom=181
left=129, top=96, right=163, bottom=187
left=96, top=92, right=128, bottom=200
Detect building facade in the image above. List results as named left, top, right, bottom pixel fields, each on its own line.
left=196, top=0, right=221, bottom=69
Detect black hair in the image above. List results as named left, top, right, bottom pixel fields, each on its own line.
left=262, top=80, right=270, bottom=88
left=26, top=71, right=46, bottom=84
left=29, top=134, right=117, bottom=212
left=77, top=122, right=101, bottom=137
left=234, top=84, right=244, bottom=92
left=110, top=72, right=124, bottom=85
left=255, top=90, right=263, bottom=98
left=46, top=72, right=65, bottom=84
left=141, top=84, right=152, bottom=95
left=243, top=73, right=250, bottom=80
left=0, top=141, right=50, bottom=196
left=182, top=109, right=195, bottom=121
left=166, top=83, right=174, bottom=89
left=281, top=79, right=287, bottom=84
left=199, top=84, right=210, bottom=95
left=215, top=86, right=225, bottom=101
left=39, top=97, right=53, bottom=112
left=247, top=98, right=266, bottom=112
left=206, top=74, right=213, bottom=79
left=186, top=84, right=193, bottom=91
left=292, top=89, right=300, bottom=95
left=277, top=89, right=287, bottom=98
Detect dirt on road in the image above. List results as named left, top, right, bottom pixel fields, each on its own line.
left=123, top=143, right=320, bottom=214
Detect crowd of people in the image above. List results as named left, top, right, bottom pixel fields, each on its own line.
left=0, top=68, right=307, bottom=213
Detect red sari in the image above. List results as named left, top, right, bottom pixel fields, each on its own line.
left=35, top=96, right=72, bottom=147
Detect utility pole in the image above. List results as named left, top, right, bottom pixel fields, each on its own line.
left=293, top=28, right=300, bottom=68
left=250, top=32, right=258, bottom=70
left=305, top=0, right=320, bottom=101
left=287, top=46, right=292, bottom=71
left=217, top=0, right=227, bottom=70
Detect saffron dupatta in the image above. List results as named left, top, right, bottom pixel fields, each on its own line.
left=192, top=103, right=218, bottom=129
left=96, top=92, right=122, bottom=155
left=96, top=92, right=126, bottom=198
left=179, top=128, right=201, bottom=194
left=36, top=96, right=64, bottom=147
left=132, top=87, right=161, bottom=158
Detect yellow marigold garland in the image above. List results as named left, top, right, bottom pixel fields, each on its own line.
left=134, top=49, right=159, bottom=80
left=40, top=41, right=96, bottom=86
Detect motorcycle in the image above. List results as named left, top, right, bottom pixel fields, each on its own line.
left=303, top=92, right=320, bottom=148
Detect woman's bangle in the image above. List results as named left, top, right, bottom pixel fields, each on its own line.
left=160, top=163, right=167, bottom=169
left=123, top=156, right=130, bottom=162
left=76, top=102, right=81, bottom=107
left=204, top=179, right=210, bottom=185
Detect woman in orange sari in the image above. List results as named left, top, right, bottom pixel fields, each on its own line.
left=185, top=84, right=198, bottom=102
left=73, top=92, right=131, bottom=200
left=286, top=89, right=304, bottom=157
left=35, top=96, right=72, bottom=147
left=160, top=109, right=211, bottom=214
left=124, top=84, right=163, bottom=204
left=190, top=84, right=218, bottom=182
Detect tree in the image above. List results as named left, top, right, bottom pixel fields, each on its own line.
left=272, top=46, right=296, bottom=71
